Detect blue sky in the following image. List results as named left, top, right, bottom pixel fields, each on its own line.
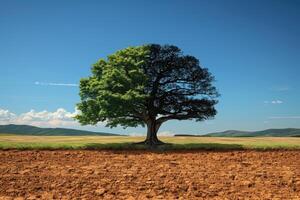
left=0, top=0, right=300, bottom=135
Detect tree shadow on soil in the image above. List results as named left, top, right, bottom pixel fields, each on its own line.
left=82, top=142, right=244, bottom=152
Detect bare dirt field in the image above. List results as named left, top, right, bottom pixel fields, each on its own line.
left=0, top=150, right=299, bottom=200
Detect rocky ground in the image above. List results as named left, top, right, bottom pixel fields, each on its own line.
left=0, top=150, right=299, bottom=199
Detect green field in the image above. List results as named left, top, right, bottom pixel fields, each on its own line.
left=0, top=135, right=300, bottom=150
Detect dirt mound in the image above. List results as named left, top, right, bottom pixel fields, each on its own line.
left=0, top=150, right=299, bottom=199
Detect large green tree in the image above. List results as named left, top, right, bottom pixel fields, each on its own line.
left=76, top=44, right=219, bottom=145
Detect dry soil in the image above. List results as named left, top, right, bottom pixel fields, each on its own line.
left=0, top=150, right=299, bottom=199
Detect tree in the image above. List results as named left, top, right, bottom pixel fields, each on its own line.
left=75, top=44, right=219, bottom=145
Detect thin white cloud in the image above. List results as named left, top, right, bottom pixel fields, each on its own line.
left=264, top=100, right=283, bottom=104
left=269, top=116, right=300, bottom=119
left=35, top=81, right=78, bottom=87
left=271, top=86, right=290, bottom=92
left=271, top=100, right=283, bottom=104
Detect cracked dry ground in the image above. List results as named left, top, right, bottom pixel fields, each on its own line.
left=0, top=150, right=300, bottom=200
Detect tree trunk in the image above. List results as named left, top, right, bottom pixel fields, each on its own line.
left=143, top=120, right=164, bottom=146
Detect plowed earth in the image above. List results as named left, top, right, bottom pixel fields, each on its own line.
left=0, top=150, right=299, bottom=199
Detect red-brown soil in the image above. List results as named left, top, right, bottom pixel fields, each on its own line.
left=0, top=150, right=299, bottom=199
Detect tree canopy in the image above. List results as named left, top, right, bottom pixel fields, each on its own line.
left=76, top=44, right=219, bottom=145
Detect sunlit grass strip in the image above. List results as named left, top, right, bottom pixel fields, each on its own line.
left=0, top=136, right=300, bottom=150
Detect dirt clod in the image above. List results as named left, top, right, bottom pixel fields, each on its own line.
left=95, top=188, right=106, bottom=196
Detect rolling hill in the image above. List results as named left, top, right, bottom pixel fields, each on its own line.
left=0, top=124, right=120, bottom=136
left=175, top=128, right=300, bottom=137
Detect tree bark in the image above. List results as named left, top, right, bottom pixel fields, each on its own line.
left=143, top=120, right=164, bottom=145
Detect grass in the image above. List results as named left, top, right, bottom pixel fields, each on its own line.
left=0, top=135, right=300, bottom=150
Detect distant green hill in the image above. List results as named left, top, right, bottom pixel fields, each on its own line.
left=0, top=124, right=120, bottom=136
left=175, top=128, right=300, bottom=137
